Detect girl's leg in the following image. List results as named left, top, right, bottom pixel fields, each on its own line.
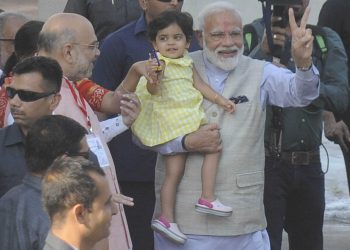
left=201, top=152, right=220, bottom=201
left=161, top=153, right=187, bottom=222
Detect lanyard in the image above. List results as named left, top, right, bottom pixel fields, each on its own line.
left=64, top=77, right=92, bottom=131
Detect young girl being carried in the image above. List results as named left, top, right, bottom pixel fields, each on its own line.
left=120, top=10, right=235, bottom=244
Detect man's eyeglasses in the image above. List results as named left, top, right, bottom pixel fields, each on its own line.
left=208, top=31, right=242, bottom=41
left=72, top=41, right=100, bottom=50
left=6, top=87, right=56, bottom=102
left=0, top=38, right=14, bottom=42
left=157, top=0, right=183, bottom=2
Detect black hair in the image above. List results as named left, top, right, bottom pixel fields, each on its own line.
left=42, top=156, right=105, bottom=220
left=25, top=115, right=88, bottom=174
left=12, top=56, right=63, bottom=93
left=15, top=20, right=44, bottom=60
left=148, top=10, right=193, bottom=42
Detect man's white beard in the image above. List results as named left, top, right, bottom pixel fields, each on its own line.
left=203, top=44, right=243, bottom=71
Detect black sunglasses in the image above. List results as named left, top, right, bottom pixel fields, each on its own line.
left=6, top=87, right=56, bottom=102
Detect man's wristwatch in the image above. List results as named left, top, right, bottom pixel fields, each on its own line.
left=297, top=64, right=312, bottom=71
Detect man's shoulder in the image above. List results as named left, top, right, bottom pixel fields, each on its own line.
left=100, top=21, right=139, bottom=52
left=104, top=19, right=139, bottom=40
left=0, top=124, right=21, bottom=146
left=44, top=232, right=75, bottom=250
left=0, top=184, right=23, bottom=209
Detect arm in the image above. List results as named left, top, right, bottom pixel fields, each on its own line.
left=192, top=67, right=235, bottom=113
left=310, top=28, right=349, bottom=114
left=144, top=123, right=222, bottom=155
left=117, top=59, right=161, bottom=93
left=92, top=35, right=128, bottom=114
left=260, top=62, right=319, bottom=107
left=100, top=91, right=141, bottom=143
left=323, top=110, right=350, bottom=152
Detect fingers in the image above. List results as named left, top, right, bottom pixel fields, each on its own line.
left=202, top=123, right=220, bottom=131
left=112, top=194, right=135, bottom=207
left=271, top=26, right=287, bottom=47
left=120, top=94, right=140, bottom=123
left=341, top=122, right=350, bottom=152
left=289, top=6, right=311, bottom=32
left=288, top=8, right=297, bottom=32
left=225, top=101, right=236, bottom=113
left=303, top=28, right=314, bottom=48
left=338, top=136, right=348, bottom=152
left=299, top=6, right=311, bottom=30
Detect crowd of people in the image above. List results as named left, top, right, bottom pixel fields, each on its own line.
left=0, top=0, right=348, bottom=250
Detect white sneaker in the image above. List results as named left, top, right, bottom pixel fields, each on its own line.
left=195, top=198, right=233, bottom=216
left=151, top=216, right=187, bottom=244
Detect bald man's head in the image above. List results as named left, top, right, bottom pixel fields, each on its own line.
left=37, top=13, right=99, bottom=81
left=0, top=12, right=28, bottom=68
left=38, top=13, right=96, bottom=54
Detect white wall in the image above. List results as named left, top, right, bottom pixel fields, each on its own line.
left=38, top=0, right=67, bottom=20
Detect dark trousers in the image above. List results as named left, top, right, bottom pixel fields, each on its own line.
left=264, top=157, right=325, bottom=250
left=119, top=181, right=155, bottom=250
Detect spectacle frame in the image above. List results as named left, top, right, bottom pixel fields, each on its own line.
left=6, top=86, right=56, bottom=102
left=157, top=0, right=183, bottom=2
left=71, top=41, right=100, bottom=50
left=0, top=38, right=14, bottom=42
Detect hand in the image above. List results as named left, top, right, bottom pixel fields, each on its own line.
left=261, top=16, right=288, bottom=55
left=324, top=120, right=350, bottom=152
left=112, top=193, right=134, bottom=207
left=120, top=92, right=140, bottom=127
left=146, top=55, right=165, bottom=85
left=216, top=96, right=235, bottom=113
left=289, top=6, right=313, bottom=68
left=131, top=59, right=163, bottom=85
left=184, top=123, right=222, bottom=153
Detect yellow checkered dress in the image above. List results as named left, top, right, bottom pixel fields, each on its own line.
left=132, top=53, right=207, bottom=146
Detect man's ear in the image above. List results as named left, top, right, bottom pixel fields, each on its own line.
left=73, top=204, right=88, bottom=224
left=50, top=93, right=61, bottom=111
left=62, top=43, right=75, bottom=64
left=195, top=30, right=204, bottom=49
left=138, top=0, right=147, bottom=11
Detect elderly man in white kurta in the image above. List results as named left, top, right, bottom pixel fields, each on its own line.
left=153, top=2, right=320, bottom=250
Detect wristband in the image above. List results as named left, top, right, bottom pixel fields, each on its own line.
left=181, top=134, right=188, bottom=151
left=297, top=64, right=312, bottom=71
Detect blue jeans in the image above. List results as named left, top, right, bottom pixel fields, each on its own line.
left=264, top=157, right=325, bottom=250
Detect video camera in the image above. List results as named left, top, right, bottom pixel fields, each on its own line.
left=258, top=0, right=302, bottom=60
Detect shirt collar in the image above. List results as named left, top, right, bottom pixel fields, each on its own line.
left=22, top=174, right=42, bottom=192
left=134, top=13, right=148, bottom=36
left=202, top=52, right=230, bottom=93
left=4, top=123, right=25, bottom=146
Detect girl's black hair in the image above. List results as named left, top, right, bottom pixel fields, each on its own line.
left=148, top=10, right=193, bottom=42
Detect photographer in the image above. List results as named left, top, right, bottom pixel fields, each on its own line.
left=318, top=0, right=350, bottom=196
left=245, top=0, right=349, bottom=249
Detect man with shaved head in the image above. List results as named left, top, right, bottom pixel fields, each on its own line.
left=36, top=13, right=139, bottom=250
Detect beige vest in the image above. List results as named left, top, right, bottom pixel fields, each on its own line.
left=154, top=52, right=267, bottom=236
left=55, top=79, right=132, bottom=250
